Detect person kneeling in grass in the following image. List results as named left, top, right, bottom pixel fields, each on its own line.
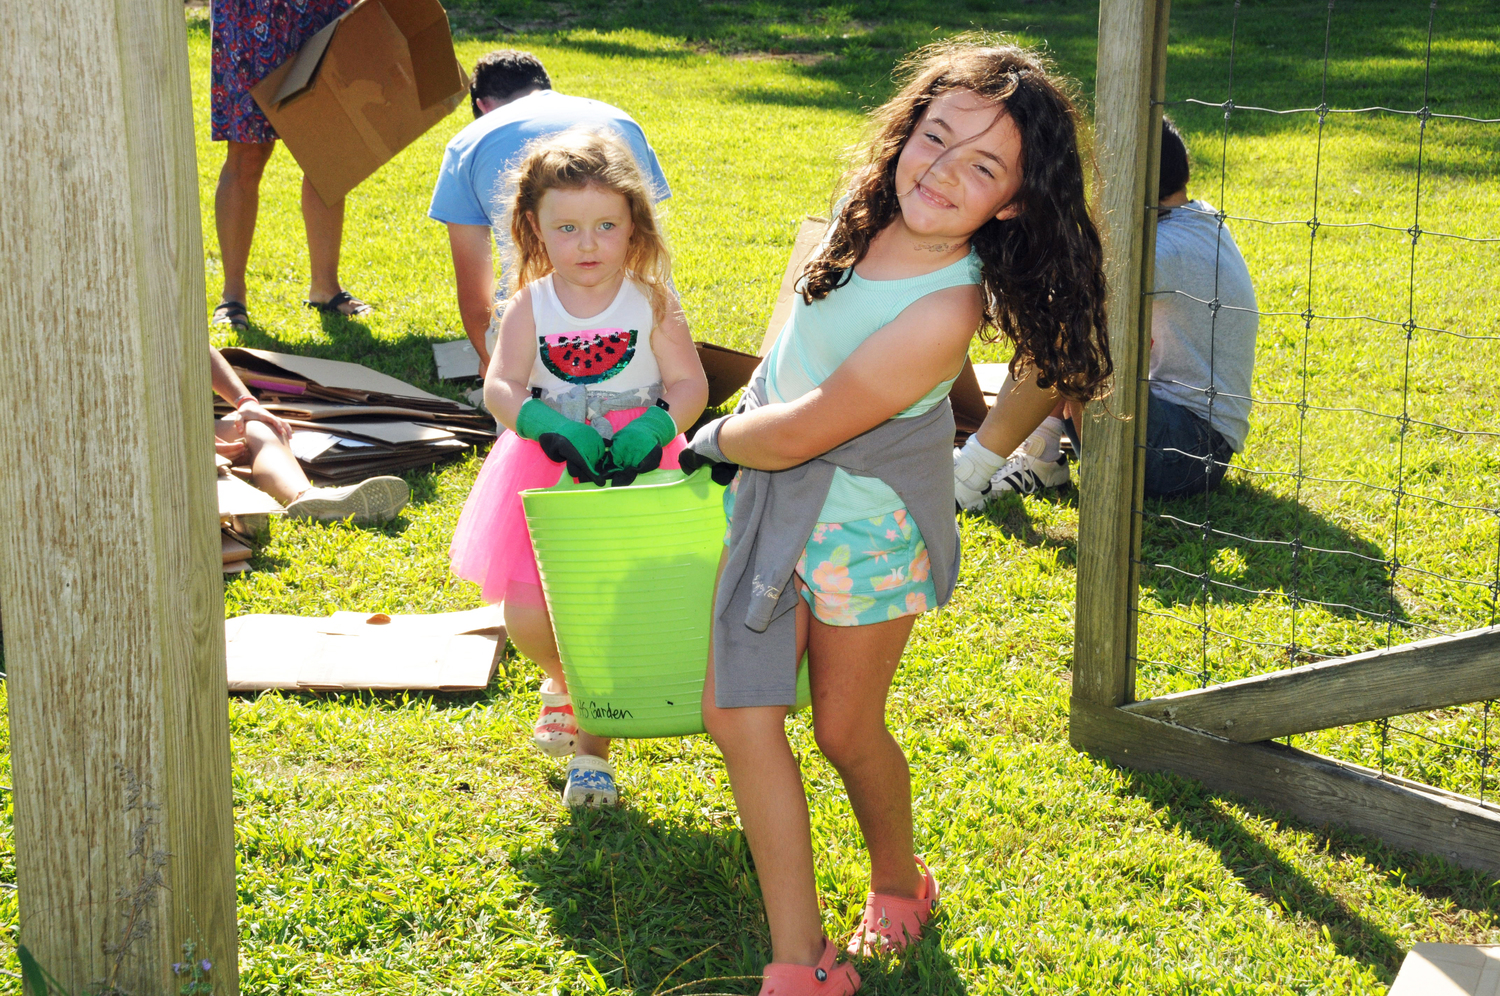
left=954, top=114, right=1260, bottom=507
left=211, top=348, right=408, bottom=525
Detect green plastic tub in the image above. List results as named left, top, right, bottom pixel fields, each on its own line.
left=522, top=467, right=809, bottom=738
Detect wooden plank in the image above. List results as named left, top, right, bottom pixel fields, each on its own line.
left=1073, top=0, right=1171, bottom=707
left=1071, top=699, right=1500, bottom=875
left=1123, top=624, right=1500, bottom=742
left=0, top=0, right=238, bottom=992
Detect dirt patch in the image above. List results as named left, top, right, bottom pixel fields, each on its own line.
left=726, top=50, right=834, bottom=67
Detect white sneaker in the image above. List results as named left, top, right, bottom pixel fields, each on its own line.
left=990, top=437, right=1070, bottom=495
left=284, top=476, right=409, bottom=525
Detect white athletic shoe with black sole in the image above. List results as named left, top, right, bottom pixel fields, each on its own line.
left=990, top=439, right=1070, bottom=495
left=284, top=476, right=410, bottom=525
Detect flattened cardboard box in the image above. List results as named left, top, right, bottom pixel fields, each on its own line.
left=251, top=0, right=467, bottom=205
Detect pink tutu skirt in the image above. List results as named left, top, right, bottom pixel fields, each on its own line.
left=449, top=406, right=687, bottom=604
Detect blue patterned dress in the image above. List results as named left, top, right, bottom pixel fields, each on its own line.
left=210, top=0, right=353, bottom=142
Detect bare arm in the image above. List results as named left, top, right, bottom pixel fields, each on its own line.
left=209, top=347, right=292, bottom=441
left=717, top=284, right=983, bottom=470
left=650, top=297, right=709, bottom=433
left=483, top=286, right=537, bottom=433
left=447, top=223, right=497, bottom=376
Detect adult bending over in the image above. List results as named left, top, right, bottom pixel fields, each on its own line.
left=429, top=50, right=671, bottom=377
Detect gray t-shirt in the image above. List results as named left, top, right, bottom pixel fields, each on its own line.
left=1149, top=200, right=1258, bottom=452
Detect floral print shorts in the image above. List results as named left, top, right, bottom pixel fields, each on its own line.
left=723, top=476, right=937, bottom=627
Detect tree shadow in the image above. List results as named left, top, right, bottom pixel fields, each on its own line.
left=1113, top=762, right=1500, bottom=981
left=1137, top=475, right=1402, bottom=627
left=512, top=802, right=969, bottom=994
left=973, top=485, right=1080, bottom=562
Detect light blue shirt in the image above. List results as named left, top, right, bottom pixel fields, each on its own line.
left=765, top=248, right=982, bottom=522
left=428, top=89, right=670, bottom=286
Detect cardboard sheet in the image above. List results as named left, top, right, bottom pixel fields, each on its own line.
left=696, top=341, right=761, bottom=409
left=222, top=347, right=459, bottom=407
left=973, top=362, right=1009, bottom=397
left=1390, top=944, right=1500, bottom=995
left=218, top=473, right=283, bottom=539
left=225, top=607, right=505, bottom=692
left=433, top=338, right=480, bottom=380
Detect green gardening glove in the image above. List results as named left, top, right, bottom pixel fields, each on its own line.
left=605, top=405, right=678, bottom=485
left=515, top=398, right=608, bottom=484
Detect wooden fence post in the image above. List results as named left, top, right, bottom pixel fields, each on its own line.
left=1073, top=0, right=1171, bottom=725
left=0, top=2, right=239, bottom=992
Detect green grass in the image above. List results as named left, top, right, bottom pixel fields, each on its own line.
left=1, top=1, right=1498, bottom=993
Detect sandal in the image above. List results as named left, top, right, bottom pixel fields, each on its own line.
left=211, top=300, right=249, bottom=329
left=533, top=683, right=578, bottom=757
left=563, top=754, right=618, bottom=808
left=845, top=857, right=940, bottom=956
left=304, top=290, right=371, bottom=316
left=760, top=937, right=860, bottom=995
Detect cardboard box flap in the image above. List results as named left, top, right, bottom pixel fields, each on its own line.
left=405, top=16, right=466, bottom=109
left=322, top=0, right=412, bottom=162
left=761, top=217, right=831, bottom=356
left=273, top=16, right=341, bottom=104
left=695, top=342, right=760, bottom=409
left=949, top=359, right=988, bottom=431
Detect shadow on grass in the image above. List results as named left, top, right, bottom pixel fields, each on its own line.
left=1115, top=763, right=1500, bottom=981
left=513, top=803, right=969, bottom=994
left=1138, top=475, right=1401, bottom=626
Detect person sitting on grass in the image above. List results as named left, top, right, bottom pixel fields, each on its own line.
left=428, top=49, right=671, bottom=378
left=954, top=114, right=1260, bottom=507
left=211, top=348, right=409, bottom=525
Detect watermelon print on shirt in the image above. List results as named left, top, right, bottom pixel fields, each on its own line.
left=539, top=329, right=638, bottom=385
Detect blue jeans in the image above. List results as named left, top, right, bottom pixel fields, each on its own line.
left=1143, top=393, right=1233, bottom=499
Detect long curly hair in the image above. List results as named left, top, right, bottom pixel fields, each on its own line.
left=506, top=128, right=674, bottom=326
left=802, top=38, right=1111, bottom=401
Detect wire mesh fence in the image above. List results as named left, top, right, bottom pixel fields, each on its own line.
left=1130, top=0, right=1500, bottom=802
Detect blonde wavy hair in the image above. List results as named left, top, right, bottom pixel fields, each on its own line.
left=506, top=128, right=674, bottom=325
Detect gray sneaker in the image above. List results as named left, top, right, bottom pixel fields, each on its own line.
left=284, top=476, right=409, bottom=525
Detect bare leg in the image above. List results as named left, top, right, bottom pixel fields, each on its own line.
left=702, top=556, right=824, bottom=967
left=218, top=419, right=311, bottom=505
left=301, top=176, right=356, bottom=309
left=970, top=363, right=1063, bottom=457
left=504, top=585, right=610, bottom=760
left=215, top=141, right=276, bottom=305
left=808, top=613, right=923, bottom=899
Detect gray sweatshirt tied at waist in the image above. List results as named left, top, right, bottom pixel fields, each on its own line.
left=708, top=372, right=961, bottom=708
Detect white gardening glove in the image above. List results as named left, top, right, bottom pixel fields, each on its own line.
left=953, top=436, right=1007, bottom=511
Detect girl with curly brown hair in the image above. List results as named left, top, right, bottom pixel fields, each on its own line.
left=681, top=38, right=1111, bottom=994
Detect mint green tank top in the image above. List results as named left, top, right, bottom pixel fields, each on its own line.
left=764, top=248, right=982, bottom=522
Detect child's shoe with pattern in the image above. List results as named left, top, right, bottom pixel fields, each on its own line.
left=533, top=683, right=578, bottom=757
left=989, top=434, right=1069, bottom=495
left=563, top=754, right=617, bottom=808
left=845, top=857, right=940, bottom=956
left=759, top=938, right=861, bottom=995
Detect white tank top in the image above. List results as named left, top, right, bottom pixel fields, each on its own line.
left=528, top=274, right=661, bottom=396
